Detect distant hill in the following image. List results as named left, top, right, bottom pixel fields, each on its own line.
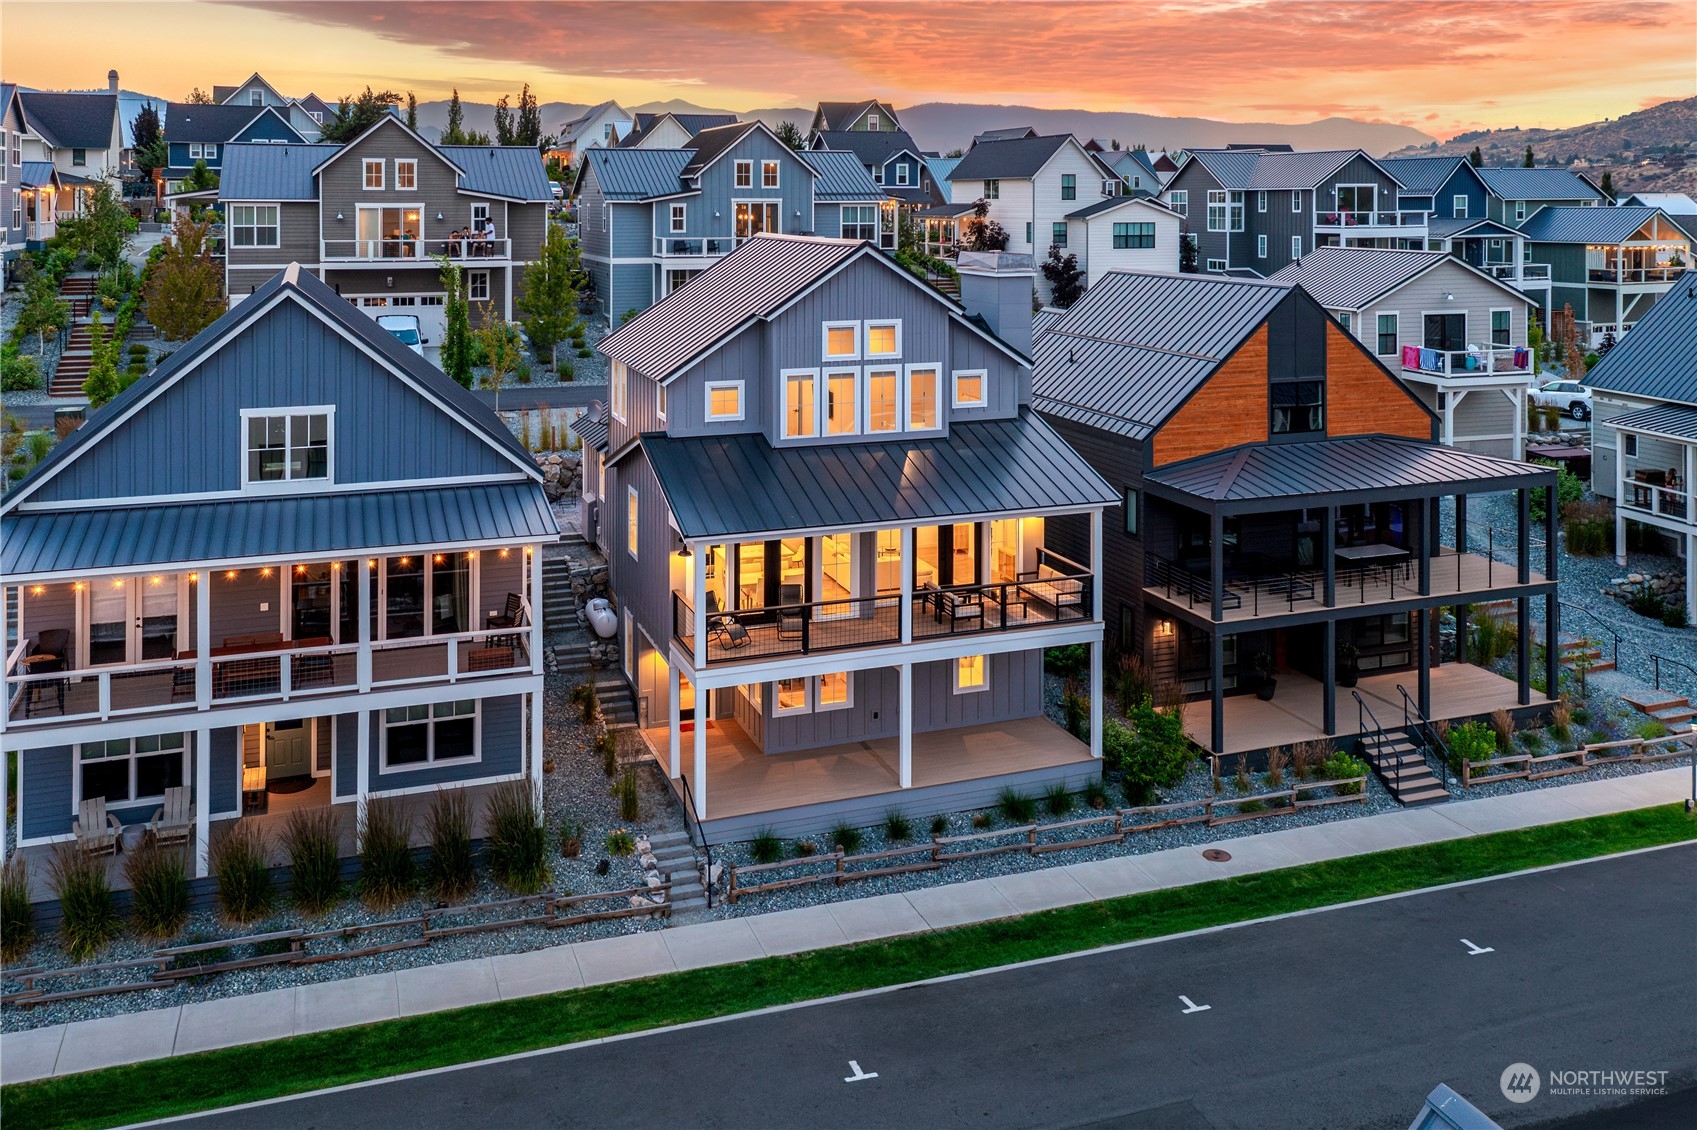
left=1388, top=96, right=1697, bottom=196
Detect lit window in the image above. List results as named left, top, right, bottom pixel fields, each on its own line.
left=363, top=159, right=384, bottom=190
left=762, top=160, right=779, bottom=188
left=627, top=485, right=639, bottom=558
left=907, top=366, right=939, bottom=430
left=610, top=360, right=627, bottom=422
left=784, top=370, right=817, bottom=438
left=865, top=321, right=900, bottom=357
left=866, top=368, right=900, bottom=433
left=955, top=654, right=987, bottom=693
left=824, top=322, right=859, bottom=359
left=705, top=380, right=744, bottom=421
left=817, top=671, right=851, bottom=710
left=952, top=369, right=986, bottom=409
left=775, top=677, right=810, bottom=714
left=395, top=159, right=417, bottom=190
left=824, top=369, right=859, bottom=435
left=244, top=410, right=331, bottom=485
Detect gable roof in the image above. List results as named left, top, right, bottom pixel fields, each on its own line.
left=1032, top=271, right=1294, bottom=440
left=1474, top=167, right=1605, bottom=201
left=217, top=143, right=338, bottom=200
left=1425, top=216, right=1521, bottom=240
left=1097, top=148, right=1160, bottom=184
left=1181, top=147, right=1401, bottom=191
left=438, top=145, right=555, bottom=201
left=217, top=73, right=284, bottom=105
left=1064, top=194, right=1171, bottom=220
left=679, top=120, right=812, bottom=180
left=295, top=93, right=330, bottom=117
left=1622, top=192, right=1697, bottom=215
left=577, top=147, right=694, bottom=201
left=798, top=150, right=885, bottom=201
left=811, top=129, right=926, bottom=169
left=925, top=155, right=961, bottom=185
left=949, top=134, right=1076, bottom=181
left=618, top=111, right=739, bottom=147
left=1581, top=272, right=1697, bottom=404
left=814, top=101, right=899, bottom=132
left=1267, top=245, right=1530, bottom=310
left=1519, top=205, right=1669, bottom=244
left=20, top=161, right=61, bottom=190
left=310, top=114, right=465, bottom=177
left=16, top=91, right=116, bottom=150
left=1378, top=155, right=1473, bottom=196
left=973, top=126, right=1038, bottom=145
left=560, top=99, right=627, bottom=139
left=165, top=101, right=301, bottom=144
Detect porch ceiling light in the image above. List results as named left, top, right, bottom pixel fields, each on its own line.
left=189, top=573, right=199, bottom=584
left=30, top=585, right=44, bottom=596
left=677, top=544, right=691, bottom=558
left=225, top=571, right=237, bottom=581
left=260, top=567, right=273, bottom=578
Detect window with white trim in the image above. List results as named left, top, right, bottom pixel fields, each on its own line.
left=382, top=701, right=476, bottom=768
left=78, top=733, right=187, bottom=806
left=783, top=369, right=818, bottom=438
left=872, top=164, right=885, bottom=184
left=229, top=204, right=279, bottom=248
left=610, top=360, right=628, bottom=422
left=841, top=205, right=876, bottom=241
left=952, top=369, right=987, bottom=408
left=10, top=189, right=19, bottom=231
left=864, top=320, right=900, bottom=358
left=734, top=160, right=752, bottom=188
left=1061, top=173, right=1077, bottom=201
left=1454, top=194, right=1469, bottom=218
left=395, top=159, right=417, bottom=191
left=866, top=113, right=880, bottom=131
left=954, top=654, right=987, bottom=693
left=907, top=365, right=940, bottom=431
left=1491, top=309, right=1512, bottom=347
left=1291, top=236, right=1302, bottom=259
left=1625, top=434, right=1638, bottom=458
left=705, top=380, right=744, bottom=421
left=774, top=676, right=810, bottom=715
left=762, top=160, right=779, bottom=188
left=1169, top=189, right=1188, bottom=216
left=1206, top=190, right=1227, bottom=232
left=626, top=485, right=639, bottom=558
left=895, top=162, right=910, bottom=186
left=363, top=158, right=384, bottom=189
left=467, top=270, right=489, bottom=302
left=1514, top=200, right=1527, bottom=222
left=1257, top=190, right=1267, bottom=212
left=865, top=367, right=900, bottom=433
left=656, top=380, right=668, bottom=421
left=244, top=410, right=331, bottom=485
left=983, top=179, right=999, bottom=199
left=823, top=321, right=859, bottom=359
left=816, top=671, right=851, bottom=711
left=1206, top=258, right=1227, bottom=272
left=669, top=203, right=686, bottom=232
left=824, top=368, right=859, bottom=435
left=1292, top=191, right=1302, bottom=212
left=1377, top=313, right=1399, bottom=356
left=1256, top=234, right=1267, bottom=258
left=1228, top=192, right=1245, bottom=232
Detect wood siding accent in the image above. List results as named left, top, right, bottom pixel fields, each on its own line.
left=1151, top=325, right=1271, bottom=465
left=1323, top=319, right=1432, bottom=441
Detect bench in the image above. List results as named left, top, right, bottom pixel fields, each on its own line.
left=1018, top=565, right=1087, bottom=616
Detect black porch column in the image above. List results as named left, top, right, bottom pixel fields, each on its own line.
left=1323, top=618, right=1337, bottom=735
left=1545, top=593, right=1560, bottom=705
left=1516, top=595, right=1532, bottom=705
left=1545, top=476, right=1560, bottom=582
left=1323, top=504, right=1337, bottom=606
left=1455, top=493, right=1468, bottom=553
left=1418, top=608, right=1432, bottom=717
left=1517, top=487, right=1531, bottom=585
left=1417, top=496, right=1431, bottom=596
left=1209, top=510, right=1224, bottom=622
left=1210, top=628, right=1225, bottom=754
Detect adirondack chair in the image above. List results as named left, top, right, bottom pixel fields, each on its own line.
left=73, top=797, right=123, bottom=856
left=147, top=786, right=194, bottom=848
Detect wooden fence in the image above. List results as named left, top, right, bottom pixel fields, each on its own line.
left=1460, top=733, right=1694, bottom=787
left=2, top=884, right=668, bottom=1008
left=727, top=777, right=1369, bottom=903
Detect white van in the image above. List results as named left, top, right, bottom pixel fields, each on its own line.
left=375, top=314, right=426, bottom=356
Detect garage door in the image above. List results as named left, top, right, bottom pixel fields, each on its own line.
left=350, top=294, right=448, bottom=347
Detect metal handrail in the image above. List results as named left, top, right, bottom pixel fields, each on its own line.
left=676, top=771, right=712, bottom=909
left=1558, top=600, right=1620, bottom=670
left=1352, top=689, right=1393, bottom=784
left=1395, top=683, right=1451, bottom=792
left=1652, top=653, right=1697, bottom=695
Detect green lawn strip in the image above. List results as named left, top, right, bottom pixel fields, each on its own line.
left=7, top=804, right=1693, bottom=1130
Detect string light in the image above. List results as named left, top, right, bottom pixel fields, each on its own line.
left=433, top=554, right=444, bottom=564
left=31, top=585, right=44, bottom=596
left=499, top=549, right=510, bottom=558
left=112, top=579, right=124, bottom=589
left=331, top=562, right=342, bottom=571
left=188, top=573, right=199, bottom=584
left=150, top=576, right=163, bottom=586
left=259, top=567, right=273, bottom=578
left=226, top=571, right=237, bottom=581
left=295, top=564, right=307, bottom=574
left=73, top=582, right=84, bottom=591
left=399, top=557, right=410, bottom=566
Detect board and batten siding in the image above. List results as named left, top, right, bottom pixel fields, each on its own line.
left=1161, top=161, right=1225, bottom=269
left=605, top=449, right=681, bottom=665
left=1043, top=416, right=1147, bottom=647
left=656, top=330, right=770, bottom=440
left=26, top=299, right=522, bottom=504
left=688, top=130, right=815, bottom=242
left=334, top=711, right=360, bottom=799
left=210, top=726, right=239, bottom=814
left=316, top=121, right=463, bottom=251
left=19, top=744, right=73, bottom=839
left=368, top=692, right=524, bottom=787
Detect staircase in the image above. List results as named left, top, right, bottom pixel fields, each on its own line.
left=1558, top=636, right=1615, bottom=673
left=597, top=675, right=638, bottom=730
left=1360, top=728, right=1449, bottom=806
left=540, top=555, right=577, bottom=634
left=1620, top=689, right=1696, bottom=734
left=930, top=273, right=960, bottom=298
left=646, top=830, right=707, bottom=915
left=50, top=321, right=95, bottom=397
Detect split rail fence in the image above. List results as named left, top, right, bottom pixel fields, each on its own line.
left=1458, top=733, right=1694, bottom=787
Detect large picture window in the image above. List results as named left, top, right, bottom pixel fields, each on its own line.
left=841, top=205, right=876, bottom=241
left=244, top=410, right=331, bottom=485
left=79, top=733, right=187, bottom=806
left=1206, top=190, right=1227, bottom=232
left=383, top=701, right=476, bottom=768
left=229, top=204, right=279, bottom=248
left=1112, top=222, right=1154, bottom=249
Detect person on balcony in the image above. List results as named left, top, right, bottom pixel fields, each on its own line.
left=479, top=218, right=497, bottom=256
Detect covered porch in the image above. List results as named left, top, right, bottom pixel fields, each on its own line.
left=1609, top=403, right=1697, bottom=623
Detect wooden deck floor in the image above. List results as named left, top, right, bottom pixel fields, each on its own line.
left=644, top=715, right=1094, bottom=822
left=1180, top=664, right=1553, bottom=756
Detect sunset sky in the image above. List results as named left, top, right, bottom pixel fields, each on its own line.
left=2, top=0, right=1691, bottom=139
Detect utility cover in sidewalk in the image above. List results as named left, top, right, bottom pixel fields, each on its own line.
left=1202, top=849, right=1232, bottom=862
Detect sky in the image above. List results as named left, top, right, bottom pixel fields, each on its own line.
left=2, top=0, right=1692, bottom=139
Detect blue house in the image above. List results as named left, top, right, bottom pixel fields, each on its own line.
left=162, top=102, right=306, bottom=191
left=0, top=263, right=558, bottom=877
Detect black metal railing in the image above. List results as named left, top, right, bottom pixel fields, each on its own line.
left=677, top=771, right=712, bottom=910
left=1652, top=653, right=1697, bottom=695
left=1352, top=689, right=1400, bottom=796
left=1396, top=683, right=1451, bottom=792
left=675, top=591, right=902, bottom=660
left=1558, top=600, right=1620, bottom=671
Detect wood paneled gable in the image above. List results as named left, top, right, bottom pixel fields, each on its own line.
left=1152, top=325, right=1272, bottom=465
left=1322, top=317, right=1435, bottom=442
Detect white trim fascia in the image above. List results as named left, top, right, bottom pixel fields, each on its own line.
left=11, top=472, right=531, bottom=513
left=366, top=769, right=524, bottom=801
left=232, top=106, right=307, bottom=146
left=674, top=501, right=1110, bottom=547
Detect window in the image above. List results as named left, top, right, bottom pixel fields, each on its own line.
left=762, top=160, right=779, bottom=188
left=1112, top=222, right=1154, bottom=249
left=603, top=123, right=615, bottom=141
left=983, top=179, right=999, bottom=199
left=1123, top=487, right=1139, bottom=535
left=1292, top=191, right=1302, bottom=212
left=395, top=159, right=416, bottom=190
left=10, top=190, right=19, bottom=231
left=1256, top=234, right=1268, bottom=258
left=72, top=148, right=86, bottom=167
left=79, top=734, right=186, bottom=806
left=1228, top=192, right=1245, bottom=232
left=1024, top=222, right=1032, bottom=246
left=610, top=360, right=627, bottom=421
left=244, top=410, right=330, bottom=485
left=1377, top=313, right=1399, bottom=356
left=383, top=701, right=476, bottom=768
left=363, top=159, right=384, bottom=189
left=188, top=142, right=201, bottom=160
left=894, top=162, right=910, bottom=186
left=1491, top=309, right=1512, bottom=347
left=656, top=380, right=668, bottom=422
left=824, top=368, right=859, bottom=435
left=907, top=365, right=940, bottom=430
left=841, top=205, right=876, bottom=240
left=1169, top=189, right=1188, bottom=216
left=865, top=367, right=900, bottom=433
left=1132, top=175, right=1142, bottom=189
left=1206, top=190, right=1227, bottom=232
left=954, top=654, right=987, bottom=694
left=1051, top=221, right=1068, bottom=248
left=774, top=677, right=810, bottom=715
left=1061, top=173, right=1077, bottom=201
left=1291, top=236, right=1303, bottom=260
left=626, top=485, right=639, bottom=558
left=1257, top=190, right=1267, bottom=212
left=872, top=165, right=884, bottom=184
left=665, top=267, right=700, bottom=294
left=206, top=143, right=219, bottom=161
left=1453, top=194, right=1469, bottom=218
left=952, top=369, right=987, bottom=408
left=251, top=89, right=264, bottom=106
left=467, top=270, right=489, bottom=302
left=864, top=320, right=900, bottom=357
left=1625, top=433, right=1638, bottom=458
left=734, top=160, right=752, bottom=188
left=783, top=369, right=817, bottom=438
left=670, top=203, right=686, bottom=232
left=1271, top=380, right=1325, bottom=434
left=1337, top=312, right=1352, bottom=332
left=867, top=113, right=880, bottom=131
left=1514, top=200, right=1527, bottom=222
left=705, top=380, right=744, bottom=421
left=1206, top=258, right=1227, bottom=272
left=734, top=200, right=778, bottom=238
left=823, top=321, right=859, bottom=359
left=229, top=204, right=279, bottom=248
left=816, top=671, right=852, bottom=711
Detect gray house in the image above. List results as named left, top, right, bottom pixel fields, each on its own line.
left=2, top=83, right=24, bottom=279
left=1517, top=205, right=1690, bottom=346
left=217, top=114, right=553, bottom=339
left=0, top=264, right=557, bottom=875
left=596, top=235, right=1116, bottom=838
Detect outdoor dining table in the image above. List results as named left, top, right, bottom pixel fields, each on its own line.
left=1334, top=543, right=1411, bottom=588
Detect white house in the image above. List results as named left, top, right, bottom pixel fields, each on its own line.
left=558, top=100, right=632, bottom=166
left=1064, top=195, right=1183, bottom=286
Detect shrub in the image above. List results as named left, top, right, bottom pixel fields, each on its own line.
left=1447, top=720, right=1497, bottom=775
left=998, top=788, right=1036, bottom=822
left=1043, top=782, right=1074, bottom=817
left=1662, top=602, right=1689, bottom=629
left=123, top=837, right=190, bottom=939
left=1044, top=644, right=1088, bottom=679
left=209, top=820, right=273, bottom=924
left=1291, top=739, right=1327, bottom=781
left=1528, top=460, right=1583, bottom=522
left=792, top=838, right=819, bottom=858
left=1104, top=698, right=1192, bottom=801
left=279, top=809, right=342, bottom=915
left=1233, top=756, right=1253, bottom=793
left=485, top=781, right=549, bottom=894
left=970, top=811, right=992, bottom=829
left=1519, top=729, right=1545, bottom=752
left=557, top=360, right=575, bottom=380
left=750, top=827, right=783, bottom=864
left=1628, top=589, right=1666, bottom=620
left=358, top=796, right=416, bottom=910
left=1550, top=700, right=1573, bottom=745
left=606, top=827, right=636, bottom=856
left=515, top=360, right=533, bottom=384
left=616, top=765, right=641, bottom=822
left=882, top=809, right=912, bottom=842
left=599, top=731, right=618, bottom=777
left=571, top=681, right=600, bottom=724
left=1636, top=718, right=1670, bottom=740
left=1115, top=652, right=1152, bottom=713
left=1, top=348, right=42, bottom=392
left=576, top=347, right=592, bottom=358
left=425, top=789, right=476, bottom=903
left=929, top=814, right=949, bottom=838
left=559, top=821, right=585, bottom=859
left=1, top=855, right=33, bottom=961
left=1263, top=745, right=1289, bottom=789
left=1321, top=750, right=1369, bottom=794
left=49, top=844, right=120, bottom=961
left=1490, top=707, right=1515, bottom=752
left=827, top=822, right=862, bottom=853
left=1061, top=678, right=1087, bottom=738
left=1082, top=779, right=1111, bottom=810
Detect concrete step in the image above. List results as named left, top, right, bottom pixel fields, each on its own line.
left=1400, top=786, right=1451, bottom=806
left=668, top=895, right=709, bottom=914
left=646, top=831, right=692, bottom=848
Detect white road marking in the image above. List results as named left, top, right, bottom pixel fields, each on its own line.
left=1460, top=938, right=1495, bottom=955
left=1179, top=995, right=1211, bottom=1014
left=843, top=1060, right=879, bottom=1083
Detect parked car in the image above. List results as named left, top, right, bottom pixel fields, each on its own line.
left=1530, top=379, right=1591, bottom=420
left=375, top=314, right=426, bottom=356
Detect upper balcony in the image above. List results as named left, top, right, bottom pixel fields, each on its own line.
left=654, top=236, right=736, bottom=259
left=1587, top=264, right=1684, bottom=285
left=1397, top=344, right=1532, bottom=379
left=1482, top=262, right=1550, bottom=284
left=1314, top=210, right=1429, bottom=235
left=319, top=237, right=513, bottom=266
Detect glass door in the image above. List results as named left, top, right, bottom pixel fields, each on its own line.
left=86, top=580, right=130, bottom=666
left=137, top=577, right=179, bottom=660
left=816, top=532, right=856, bottom=619
left=292, top=564, right=335, bottom=642
left=85, top=576, right=180, bottom=664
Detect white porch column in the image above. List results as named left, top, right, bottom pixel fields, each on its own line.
left=355, top=707, right=371, bottom=847
left=1, top=744, right=8, bottom=866
left=528, top=690, right=543, bottom=807
left=899, top=527, right=914, bottom=643
left=1090, top=509, right=1104, bottom=622
left=357, top=559, right=373, bottom=690
left=692, top=705, right=707, bottom=818
left=692, top=544, right=707, bottom=668
left=194, top=725, right=211, bottom=878
left=1441, top=390, right=1456, bottom=448
left=1512, top=387, right=1526, bottom=460
left=898, top=661, right=913, bottom=788
left=1089, top=640, right=1103, bottom=761
left=195, top=572, right=211, bottom=711
left=1616, top=430, right=1629, bottom=566
left=529, top=546, right=544, bottom=674
left=668, top=662, right=682, bottom=778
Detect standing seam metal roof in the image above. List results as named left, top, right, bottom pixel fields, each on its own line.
left=798, top=150, right=886, bottom=201
left=437, top=145, right=556, bottom=201
left=579, top=147, right=694, bottom=200
left=1475, top=168, right=1605, bottom=201
left=1267, top=246, right=1453, bottom=309
left=1582, top=273, right=1697, bottom=403
left=1607, top=403, right=1697, bottom=439
left=1378, top=156, right=1468, bottom=196
left=1187, top=148, right=1395, bottom=191
left=1518, top=205, right=1670, bottom=245
left=217, top=143, right=339, bottom=199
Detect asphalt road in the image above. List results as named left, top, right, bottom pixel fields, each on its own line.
left=177, top=844, right=1696, bottom=1130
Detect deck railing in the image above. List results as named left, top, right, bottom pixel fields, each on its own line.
left=1619, top=475, right=1694, bottom=523
left=653, top=236, right=735, bottom=257
left=1316, top=210, right=1428, bottom=229
left=1399, top=344, right=1531, bottom=376
left=320, top=237, right=511, bottom=262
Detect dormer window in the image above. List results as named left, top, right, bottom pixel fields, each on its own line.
left=243, top=409, right=331, bottom=486
left=867, top=113, right=880, bottom=131
left=251, top=90, right=264, bottom=106
left=734, top=160, right=753, bottom=188
left=895, top=163, right=910, bottom=186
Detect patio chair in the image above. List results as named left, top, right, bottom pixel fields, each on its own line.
left=486, top=592, right=524, bottom=646
left=935, top=590, right=984, bottom=630
left=73, top=797, right=123, bottom=856
left=21, top=628, right=70, bottom=717
left=147, top=786, right=194, bottom=849
left=777, top=584, right=806, bottom=641
left=704, top=592, right=750, bottom=650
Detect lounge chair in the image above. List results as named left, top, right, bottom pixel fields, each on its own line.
left=74, top=797, right=123, bottom=856
left=147, top=786, right=194, bottom=848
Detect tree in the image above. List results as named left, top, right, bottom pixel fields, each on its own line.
left=1522, top=145, right=1536, bottom=168
left=184, top=87, right=213, bottom=105
left=1178, top=227, right=1199, bottom=273
left=320, top=87, right=403, bottom=143
left=1600, top=170, right=1615, bottom=198
left=1469, top=146, right=1483, bottom=167
left=474, top=305, right=522, bottom=412
left=58, top=177, right=135, bottom=277
left=82, top=312, right=123, bottom=408
left=944, top=147, right=964, bottom=158
left=1111, top=138, right=1121, bottom=151
left=179, top=158, right=219, bottom=193
left=405, top=91, right=418, bottom=131
left=515, top=225, right=585, bottom=361
left=130, top=104, right=163, bottom=175
left=442, top=88, right=466, bottom=144
left=1556, top=302, right=1587, bottom=378
left=773, top=120, right=805, bottom=151
left=143, top=216, right=224, bottom=342
left=493, top=95, right=514, bottom=146
left=135, top=136, right=168, bottom=179
left=1040, top=243, right=1085, bottom=308
left=435, top=255, right=474, bottom=387
left=516, top=84, right=543, bottom=147
left=15, top=271, right=70, bottom=352
left=960, top=198, right=1009, bottom=252
left=463, top=129, right=492, bottom=147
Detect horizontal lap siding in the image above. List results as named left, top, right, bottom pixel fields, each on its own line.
left=369, top=692, right=523, bottom=788
left=1152, top=325, right=1270, bottom=465
left=1324, top=320, right=1433, bottom=440
left=225, top=203, right=319, bottom=275
left=507, top=205, right=547, bottom=263
left=20, top=745, right=73, bottom=839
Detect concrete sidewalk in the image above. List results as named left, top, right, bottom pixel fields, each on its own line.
left=3, top=768, right=1689, bottom=1085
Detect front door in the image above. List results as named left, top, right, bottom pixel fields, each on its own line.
left=266, top=719, right=312, bottom=780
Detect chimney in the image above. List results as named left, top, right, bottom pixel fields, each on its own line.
left=108, top=69, right=119, bottom=94
left=956, top=251, right=1037, bottom=359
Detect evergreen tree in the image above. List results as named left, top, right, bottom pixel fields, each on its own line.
left=516, top=84, right=543, bottom=147
left=143, top=216, right=224, bottom=342
left=1040, top=243, right=1085, bottom=308
left=436, top=255, right=474, bottom=387
left=180, top=159, right=219, bottom=192
left=405, top=91, right=418, bottom=131
left=82, top=313, right=122, bottom=408
left=442, top=88, right=466, bottom=144
left=130, top=104, right=163, bottom=175
left=464, top=130, right=492, bottom=146
left=1469, top=146, right=1483, bottom=167
left=515, top=225, right=585, bottom=360
left=1600, top=170, right=1615, bottom=198
left=1178, top=227, right=1198, bottom=273
left=184, top=87, right=213, bottom=105
left=320, top=87, right=403, bottom=143
left=774, top=120, right=805, bottom=150
left=1522, top=145, right=1536, bottom=168
left=493, top=95, right=514, bottom=146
